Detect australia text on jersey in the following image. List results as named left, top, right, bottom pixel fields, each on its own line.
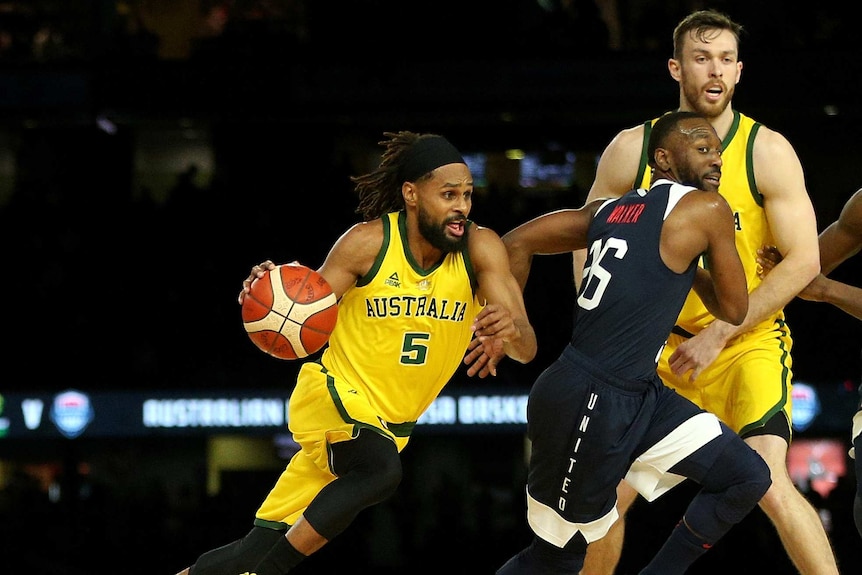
left=365, top=296, right=469, bottom=321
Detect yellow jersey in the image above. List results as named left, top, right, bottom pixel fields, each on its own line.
left=320, top=210, right=482, bottom=425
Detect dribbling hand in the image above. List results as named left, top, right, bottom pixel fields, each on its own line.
left=238, top=260, right=277, bottom=305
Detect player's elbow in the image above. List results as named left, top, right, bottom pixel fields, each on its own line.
left=502, top=232, right=525, bottom=259
left=784, top=248, right=821, bottom=285
left=719, top=294, right=749, bottom=326
left=800, top=258, right=821, bottom=285
left=710, top=286, right=748, bottom=326
left=724, top=302, right=748, bottom=326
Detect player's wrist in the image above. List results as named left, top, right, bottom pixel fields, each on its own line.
left=705, top=319, right=737, bottom=345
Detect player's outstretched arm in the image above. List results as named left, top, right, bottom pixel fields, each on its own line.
left=507, top=204, right=601, bottom=289
left=759, top=245, right=862, bottom=321
left=469, top=226, right=537, bottom=373
left=819, top=188, right=862, bottom=276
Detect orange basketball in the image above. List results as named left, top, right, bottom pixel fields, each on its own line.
left=241, top=263, right=338, bottom=360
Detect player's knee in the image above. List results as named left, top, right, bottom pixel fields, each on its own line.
left=360, top=451, right=402, bottom=503
left=711, top=440, right=771, bottom=524
left=331, top=430, right=402, bottom=504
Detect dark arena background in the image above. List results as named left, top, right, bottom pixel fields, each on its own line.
left=1, top=2, right=861, bottom=573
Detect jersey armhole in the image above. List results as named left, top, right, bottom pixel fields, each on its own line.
left=746, top=123, right=764, bottom=207
left=355, top=212, right=392, bottom=287
left=462, top=221, right=479, bottom=296
left=634, top=119, right=653, bottom=187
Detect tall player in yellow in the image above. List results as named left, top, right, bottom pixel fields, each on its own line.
left=175, top=131, right=537, bottom=575
left=573, top=10, right=837, bottom=575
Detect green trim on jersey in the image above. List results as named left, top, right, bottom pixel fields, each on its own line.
left=253, top=518, right=289, bottom=531
left=746, top=122, right=763, bottom=206
left=635, top=119, right=653, bottom=188
left=355, top=213, right=391, bottom=288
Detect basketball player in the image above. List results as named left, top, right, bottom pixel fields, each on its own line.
left=174, top=131, right=537, bottom=575
left=572, top=10, right=836, bottom=575
left=758, top=187, right=862, bottom=538
left=492, top=111, right=771, bottom=574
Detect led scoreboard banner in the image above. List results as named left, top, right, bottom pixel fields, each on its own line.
left=0, top=380, right=854, bottom=440
left=0, top=388, right=530, bottom=439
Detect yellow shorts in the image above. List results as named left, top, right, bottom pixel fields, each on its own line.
left=255, top=361, right=412, bottom=526
left=657, top=325, right=794, bottom=437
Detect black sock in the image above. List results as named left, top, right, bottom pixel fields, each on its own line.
left=252, top=536, right=305, bottom=575
left=638, top=520, right=711, bottom=575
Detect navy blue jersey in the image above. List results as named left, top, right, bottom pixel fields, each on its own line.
left=572, top=179, right=698, bottom=380
left=514, top=179, right=770, bottom=558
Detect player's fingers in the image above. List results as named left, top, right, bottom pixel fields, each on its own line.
left=477, top=313, right=507, bottom=333
left=466, top=354, right=487, bottom=377
left=239, top=277, right=253, bottom=302
left=238, top=275, right=255, bottom=304
left=250, top=261, right=274, bottom=278
left=669, top=355, right=687, bottom=376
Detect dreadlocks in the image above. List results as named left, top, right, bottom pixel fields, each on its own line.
left=352, top=131, right=465, bottom=221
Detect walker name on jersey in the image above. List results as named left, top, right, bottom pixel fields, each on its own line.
left=365, top=295, right=469, bottom=321
left=606, top=203, right=644, bottom=223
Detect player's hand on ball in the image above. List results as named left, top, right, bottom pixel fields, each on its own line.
left=239, top=260, right=277, bottom=305
left=241, top=262, right=338, bottom=360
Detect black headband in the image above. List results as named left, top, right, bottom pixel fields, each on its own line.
left=399, top=136, right=466, bottom=183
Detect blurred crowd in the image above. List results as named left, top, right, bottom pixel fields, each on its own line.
left=0, top=0, right=858, bottom=66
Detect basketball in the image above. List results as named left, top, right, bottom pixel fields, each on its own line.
left=242, top=263, right=338, bottom=360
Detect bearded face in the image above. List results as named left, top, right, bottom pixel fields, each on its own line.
left=417, top=203, right=468, bottom=253
left=681, top=68, right=736, bottom=119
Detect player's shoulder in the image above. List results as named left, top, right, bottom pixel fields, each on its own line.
left=466, top=221, right=504, bottom=249
left=335, top=218, right=386, bottom=259
left=466, top=221, right=506, bottom=263
left=343, top=217, right=385, bottom=241
left=673, top=187, right=733, bottom=221
left=606, top=122, right=648, bottom=151
left=467, top=220, right=500, bottom=235
left=589, top=122, right=650, bottom=202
